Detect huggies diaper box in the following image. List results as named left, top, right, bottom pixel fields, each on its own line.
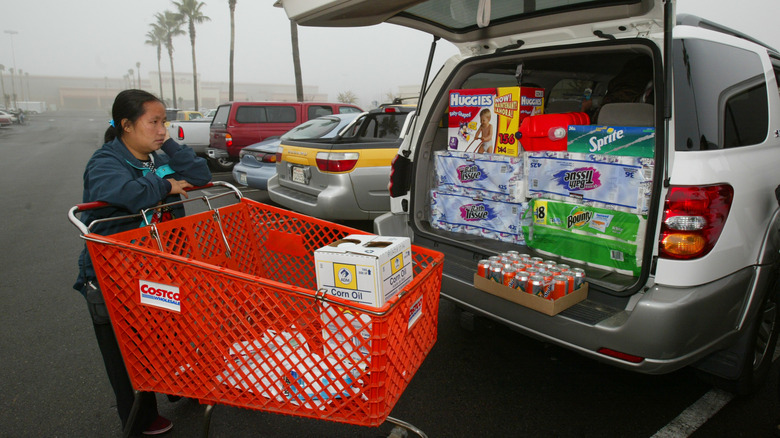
left=314, top=235, right=413, bottom=308
left=448, top=87, right=544, bottom=156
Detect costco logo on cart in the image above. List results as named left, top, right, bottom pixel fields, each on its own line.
left=139, top=280, right=181, bottom=313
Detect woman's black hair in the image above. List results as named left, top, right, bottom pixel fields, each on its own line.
left=103, top=89, right=164, bottom=143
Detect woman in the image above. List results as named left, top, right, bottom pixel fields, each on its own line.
left=73, top=89, right=211, bottom=435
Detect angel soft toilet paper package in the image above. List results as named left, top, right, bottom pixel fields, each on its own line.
left=430, top=190, right=529, bottom=244
left=434, top=151, right=526, bottom=202
left=526, top=151, right=652, bottom=213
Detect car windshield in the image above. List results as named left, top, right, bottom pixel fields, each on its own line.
left=281, top=117, right=341, bottom=141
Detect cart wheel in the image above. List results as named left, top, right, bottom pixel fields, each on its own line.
left=385, top=416, right=427, bottom=438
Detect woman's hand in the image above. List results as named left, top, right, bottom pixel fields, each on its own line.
left=167, top=178, right=194, bottom=198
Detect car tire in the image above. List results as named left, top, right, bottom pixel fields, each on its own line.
left=699, top=277, right=780, bottom=395
left=209, top=157, right=235, bottom=172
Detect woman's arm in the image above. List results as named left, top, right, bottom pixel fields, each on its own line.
left=160, top=139, right=212, bottom=186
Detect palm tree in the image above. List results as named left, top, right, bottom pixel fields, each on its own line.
left=0, top=64, right=7, bottom=109
left=156, top=11, right=185, bottom=108
left=173, top=0, right=210, bottom=111
left=145, top=25, right=166, bottom=102
left=228, top=0, right=237, bottom=101
left=290, top=20, right=303, bottom=102
left=128, top=69, right=136, bottom=88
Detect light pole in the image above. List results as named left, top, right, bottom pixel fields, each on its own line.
left=136, top=62, right=141, bottom=90
left=4, top=30, right=19, bottom=108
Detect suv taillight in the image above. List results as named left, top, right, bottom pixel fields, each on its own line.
left=177, top=126, right=184, bottom=140
left=659, top=184, right=734, bottom=260
left=315, top=152, right=359, bottom=173
left=388, top=154, right=412, bottom=197
left=225, top=134, right=233, bottom=148
left=276, top=148, right=283, bottom=163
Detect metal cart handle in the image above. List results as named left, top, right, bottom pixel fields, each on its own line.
left=68, top=181, right=243, bottom=235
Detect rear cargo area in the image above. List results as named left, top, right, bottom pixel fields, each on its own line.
left=413, top=43, right=660, bottom=296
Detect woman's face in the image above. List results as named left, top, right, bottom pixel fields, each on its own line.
left=122, top=100, right=167, bottom=159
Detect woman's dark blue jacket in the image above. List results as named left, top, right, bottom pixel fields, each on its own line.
left=73, top=137, right=212, bottom=295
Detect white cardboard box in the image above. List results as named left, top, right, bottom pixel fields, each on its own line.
left=315, top=235, right=413, bottom=308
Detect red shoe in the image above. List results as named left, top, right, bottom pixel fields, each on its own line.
left=142, top=416, right=173, bottom=435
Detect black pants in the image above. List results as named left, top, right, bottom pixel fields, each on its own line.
left=87, top=285, right=159, bottom=435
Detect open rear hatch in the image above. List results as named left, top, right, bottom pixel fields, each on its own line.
left=282, top=0, right=670, bottom=301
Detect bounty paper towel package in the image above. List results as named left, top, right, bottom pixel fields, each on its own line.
left=567, top=126, right=655, bottom=157
left=430, top=190, right=529, bottom=244
left=448, top=87, right=544, bottom=156
left=526, top=151, right=652, bottom=213
left=522, top=199, right=645, bottom=275
left=434, top=151, right=526, bottom=202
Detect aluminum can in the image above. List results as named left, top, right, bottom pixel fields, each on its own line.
left=525, top=266, right=539, bottom=276
left=528, top=275, right=545, bottom=296
left=518, top=253, right=532, bottom=261
left=571, top=268, right=586, bottom=289
left=502, top=266, right=516, bottom=287
left=477, top=259, right=491, bottom=278
left=488, top=256, right=501, bottom=263
left=543, top=260, right=557, bottom=267
left=530, top=256, right=544, bottom=265
left=513, top=270, right=530, bottom=292
left=557, top=264, right=571, bottom=273
left=505, top=250, right=520, bottom=258
left=551, top=275, right=568, bottom=300
left=489, top=262, right=503, bottom=283
left=561, top=272, right=576, bottom=294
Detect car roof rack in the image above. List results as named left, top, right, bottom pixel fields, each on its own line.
left=677, top=14, right=778, bottom=54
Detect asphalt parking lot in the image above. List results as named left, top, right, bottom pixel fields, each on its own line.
left=1, top=111, right=778, bottom=437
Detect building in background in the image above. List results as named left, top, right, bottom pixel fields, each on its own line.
left=1, top=71, right=328, bottom=111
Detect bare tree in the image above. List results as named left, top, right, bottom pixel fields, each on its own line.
left=173, top=0, right=210, bottom=111
left=337, top=90, right=358, bottom=104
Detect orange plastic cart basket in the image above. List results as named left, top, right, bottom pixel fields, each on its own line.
left=81, top=197, right=443, bottom=427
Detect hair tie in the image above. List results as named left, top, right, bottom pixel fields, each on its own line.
left=109, top=119, right=115, bottom=128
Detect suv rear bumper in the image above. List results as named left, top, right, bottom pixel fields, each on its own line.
left=441, top=262, right=758, bottom=375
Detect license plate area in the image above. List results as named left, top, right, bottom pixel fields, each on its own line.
left=237, top=172, right=247, bottom=186
left=291, top=165, right=307, bottom=184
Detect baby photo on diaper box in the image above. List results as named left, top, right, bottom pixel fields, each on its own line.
left=448, top=87, right=544, bottom=156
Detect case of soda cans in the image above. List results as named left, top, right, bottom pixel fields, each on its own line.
left=472, top=252, right=588, bottom=316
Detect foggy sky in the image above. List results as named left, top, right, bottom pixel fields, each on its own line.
left=0, top=0, right=777, bottom=107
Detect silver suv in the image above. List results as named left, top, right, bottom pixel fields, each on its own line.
left=282, top=0, right=780, bottom=393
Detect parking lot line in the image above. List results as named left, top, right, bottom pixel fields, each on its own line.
left=650, top=388, right=733, bottom=438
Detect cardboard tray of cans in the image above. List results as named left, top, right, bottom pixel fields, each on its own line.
left=473, top=273, right=588, bottom=316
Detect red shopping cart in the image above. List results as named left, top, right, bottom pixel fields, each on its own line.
left=69, top=181, right=443, bottom=437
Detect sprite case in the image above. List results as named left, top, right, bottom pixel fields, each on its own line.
left=522, top=199, right=644, bottom=275
left=567, top=125, right=655, bottom=157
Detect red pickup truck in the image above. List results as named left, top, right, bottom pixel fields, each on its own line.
left=207, top=101, right=363, bottom=171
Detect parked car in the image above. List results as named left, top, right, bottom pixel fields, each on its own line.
left=233, top=113, right=360, bottom=190
left=0, top=110, right=18, bottom=124
left=167, top=118, right=213, bottom=160
left=283, top=0, right=780, bottom=393
left=208, top=101, right=363, bottom=172
left=268, top=105, right=415, bottom=220
left=0, top=113, right=12, bottom=127
left=176, top=110, right=204, bottom=121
